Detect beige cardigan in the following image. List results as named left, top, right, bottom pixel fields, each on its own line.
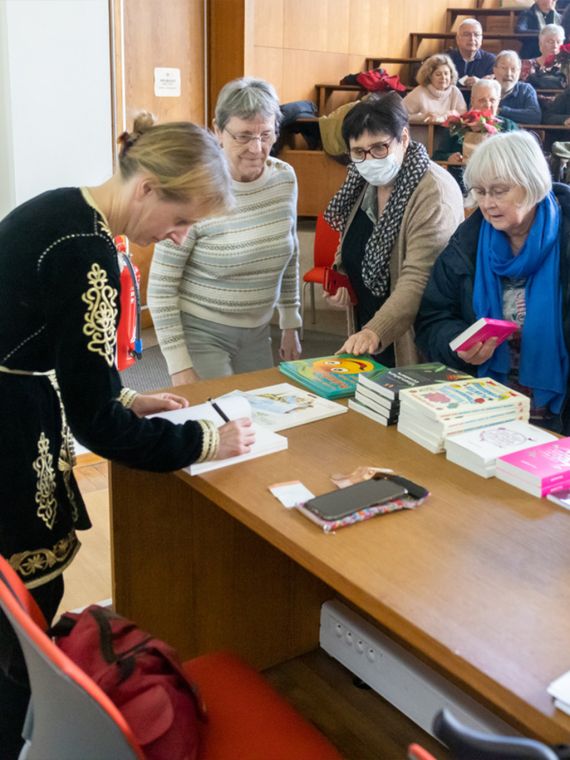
left=334, top=163, right=464, bottom=365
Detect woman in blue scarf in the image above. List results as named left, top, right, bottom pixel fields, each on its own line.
left=415, top=130, right=570, bottom=432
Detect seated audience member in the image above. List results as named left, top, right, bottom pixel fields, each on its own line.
left=542, top=82, right=570, bottom=122
left=516, top=0, right=562, bottom=59
left=493, top=50, right=542, bottom=124
left=402, top=54, right=467, bottom=124
left=416, top=131, right=570, bottom=433
left=447, top=19, right=496, bottom=90
left=520, top=24, right=567, bottom=89
left=433, top=79, right=518, bottom=182
left=148, top=77, right=302, bottom=383
left=323, top=93, right=464, bottom=366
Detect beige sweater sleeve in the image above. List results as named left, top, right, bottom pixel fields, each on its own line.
left=363, top=165, right=464, bottom=350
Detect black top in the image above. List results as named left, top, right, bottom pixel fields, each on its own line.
left=0, top=188, right=205, bottom=586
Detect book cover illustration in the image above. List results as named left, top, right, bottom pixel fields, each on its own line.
left=359, top=363, right=471, bottom=399
left=449, top=318, right=519, bottom=352
left=400, top=378, right=529, bottom=419
left=221, top=382, right=347, bottom=431
left=446, top=421, right=556, bottom=464
left=497, top=437, right=570, bottom=486
left=279, top=354, right=386, bottom=399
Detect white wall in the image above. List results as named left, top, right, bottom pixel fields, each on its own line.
left=0, top=0, right=113, bottom=217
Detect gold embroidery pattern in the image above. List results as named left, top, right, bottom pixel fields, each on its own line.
left=9, top=531, right=77, bottom=580
left=81, top=263, right=118, bottom=367
left=48, top=373, right=79, bottom=522
left=33, top=433, right=57, bottom=529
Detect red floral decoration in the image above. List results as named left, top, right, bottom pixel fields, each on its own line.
left=442, top=109, right=503, bottom=139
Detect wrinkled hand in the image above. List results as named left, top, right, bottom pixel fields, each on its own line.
left=171, top=368, right=200, bottom=386
left=565, top=117, right=570, bottom=126
left=448, top=152, right=464, bottom=165
left=463, top=76, right=479, bottom=87
left=457, top=337, right=498, bottom=366
left=324, top=286, right=352, bottom=309
left=131, top=392, right=189, bottom=417
left=280, top=329, right=302, bottom=361
left=216, top=418, right=256, bottom=459
left=336, top=328, right=380, bottom=356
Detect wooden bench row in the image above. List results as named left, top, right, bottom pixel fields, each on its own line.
left=446, top=6, right=527, bottom=34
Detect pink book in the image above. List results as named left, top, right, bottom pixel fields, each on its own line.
left=449, top=318, right=518, bottom=352
left=496, top=437, right=570, bottom=495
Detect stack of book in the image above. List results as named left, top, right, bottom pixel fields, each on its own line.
left=348, top=364, right=471, bottom=427
left=444, top=420, right=556, bottom=478
left=496, top=437, right=570, bottom=497
left=397, top=377, right=530, bottom=454
left=279, top=354, right=386, bottom=399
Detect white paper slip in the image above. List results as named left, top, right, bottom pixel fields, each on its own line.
left=547, top=668, right=570, bottom=711
left=269, top=480, right=315, bottom=508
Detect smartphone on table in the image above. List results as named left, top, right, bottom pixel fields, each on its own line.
left=304, top=478, right=407, bottom=521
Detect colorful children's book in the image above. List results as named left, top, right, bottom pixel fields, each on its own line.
left=358, top=363, right=471, bottom=400
left=496, top=437, right=570, bottom=497
left=279, top=354, right=387, bottom=399
left=449, top=317, right=518, bottom=352
left=220, top=382, right=347, bottom=431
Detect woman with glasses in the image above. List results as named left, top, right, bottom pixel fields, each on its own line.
left=416, top=131, right=570, bottom=432
left=148, top=77, right=301, bottom=383
left=323, top=93, right=464, bottom=365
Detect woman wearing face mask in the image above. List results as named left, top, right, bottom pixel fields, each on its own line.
left=324, top=93, right=464, bottom=365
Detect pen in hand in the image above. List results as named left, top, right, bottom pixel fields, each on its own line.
left=208, top=398, right=230, bottom=423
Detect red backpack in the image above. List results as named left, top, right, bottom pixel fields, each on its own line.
left=50, top=605, right=206, bottom=760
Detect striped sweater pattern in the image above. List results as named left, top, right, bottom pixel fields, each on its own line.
left=148, top=157, right=301, bottom=374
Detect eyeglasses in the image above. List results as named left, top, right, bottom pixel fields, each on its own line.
left=349, top=139, right=394, bottom=163
left=459, top=31, right=482, bottom=38
left=224, top=127, right=275, bottom=145
left=469, top=185, right=514, bottom=201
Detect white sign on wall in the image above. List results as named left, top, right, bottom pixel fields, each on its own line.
left=154, top=67, right=181, bottom=97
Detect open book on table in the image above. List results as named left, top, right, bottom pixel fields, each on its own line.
left=150, top=395, right=288, bottom=475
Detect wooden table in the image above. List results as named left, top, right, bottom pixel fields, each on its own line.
left=110, top=369, right=570, bottom=744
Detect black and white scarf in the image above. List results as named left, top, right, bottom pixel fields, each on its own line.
left=324, top=140, right=430, bottom=298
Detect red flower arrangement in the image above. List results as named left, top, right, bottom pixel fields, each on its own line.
left=442, top=109, right=503, bottom=139
left=543, top=43, right=570, bottom=70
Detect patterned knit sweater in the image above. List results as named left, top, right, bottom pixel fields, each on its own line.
left=148, top=157, right=301, bottom=375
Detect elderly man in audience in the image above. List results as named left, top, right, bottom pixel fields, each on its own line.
left=447, top=19, right=496, bottom=90
left=433, top=79, right=518, bottom=175
left=416, top=131, right=570, bottom=433
left=516, top=0, right=563, bottom=59
left=493, top=50, right=542, bottom=124
left=402, top=54, right=467, bottom=124
left=520, top=23, right=567, bottom=89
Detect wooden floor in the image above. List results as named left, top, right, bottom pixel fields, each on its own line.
left=71, top=459, right=449, bottom=760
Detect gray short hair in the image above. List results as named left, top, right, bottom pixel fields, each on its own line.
left=471, top=78, right=501, bottom=99
left=464, top=131, right=552, bottom=208
left=494, top=49, right=521, bottom=68
left=457, top=18, right=483, bottom=33
left=539, top=23, right=565, bottom=41
left=214, top=77, right=281, bottom=132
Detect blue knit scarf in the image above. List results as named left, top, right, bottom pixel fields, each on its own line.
left=473, top=191, right=569, bottom=413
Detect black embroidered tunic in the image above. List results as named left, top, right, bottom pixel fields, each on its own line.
left=0, top=189, right=210, bottom=588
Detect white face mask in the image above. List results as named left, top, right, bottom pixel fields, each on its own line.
left=354, top=155, right=401, bottom=186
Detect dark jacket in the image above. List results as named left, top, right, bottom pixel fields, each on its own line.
left=542, top=87, right=570, bottom=125
left=446, top=48, right=496, bottom=80
left=415, top=183, right=570, bottom=429
left=499, top=81, right=542, bottom=124
left=516, top=5, right=562, bottom=59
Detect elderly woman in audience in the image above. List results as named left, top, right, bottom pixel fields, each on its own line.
left=323, top=93, right=464, bottom=366
left=148, top=77, right=302, bottom=383
left=493, top=50, right=542, bottom=124
left=520, top=23, right=567, bottom=88
left=447, top=18, right=496, bottom=90
left=516, top=0, right=562, bottom=59
left=433, top=79, right=518, bottom=172
left=416, top=131, right=570, bottom=432
left=402, top=54, right=467, bottom=124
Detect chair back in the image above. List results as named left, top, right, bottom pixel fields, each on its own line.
left=433, top=709, right=560, bottom=760
left=0, top=556, right=143, bottom=760
left=313, top=212, right=340, bottom=269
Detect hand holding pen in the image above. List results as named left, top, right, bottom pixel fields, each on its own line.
left=208, top=398, right=256, bottom=459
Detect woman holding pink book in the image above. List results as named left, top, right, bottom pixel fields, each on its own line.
left=415, top=130, right=570, bottom=432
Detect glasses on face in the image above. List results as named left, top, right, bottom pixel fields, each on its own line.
left=349, top=139, right=394, bottom=163
left=469, top=184, right=513, bottom=201
left=224, top=127, right=275, bottom=145
left=459, top=31, right=482, bottom=38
